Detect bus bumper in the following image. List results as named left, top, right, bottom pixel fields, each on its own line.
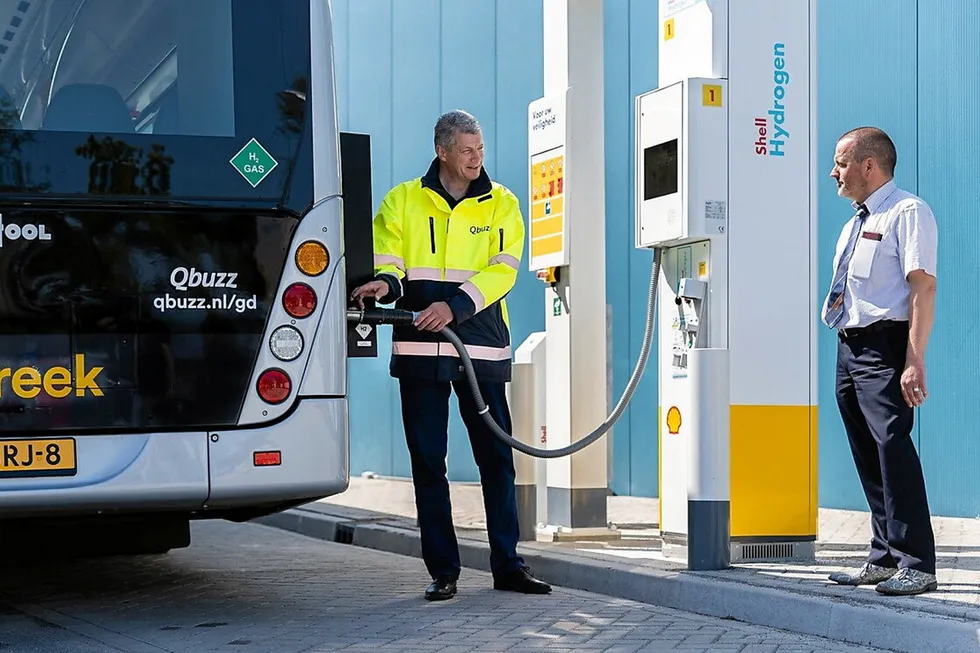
left=0, top=397, right=348, bottom=519
left=205, top=396, right=349, bottom=509
left=0, top=431, right=210, bottom=517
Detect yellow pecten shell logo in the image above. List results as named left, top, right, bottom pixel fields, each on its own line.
left=666, top=406, right=682, bottom=435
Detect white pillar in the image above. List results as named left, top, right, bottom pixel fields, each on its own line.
left=651, top=0, right=817, bottom=564
left=526, top=0, right=609, bottom=533
left=511, top=332, right=548, bottom=540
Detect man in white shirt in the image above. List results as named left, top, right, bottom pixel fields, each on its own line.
left=821, top=126, right=938, bottom=596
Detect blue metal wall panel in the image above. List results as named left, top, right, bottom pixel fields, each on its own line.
left=340, top=0, right=545, bottom=482
left=625, top=0, right=660, bottom=498
left=815, top=0, right=918, bottom=511
left=342, top=0, right=398, bottom=478
left=337, top=0, right=980, bottom=519
left=391, top=0, right=441, bottom=186
left=604, top=0, right=634, bottom=497
left=494, top=0, right=545, bottom=361
left=916, top=1, right=980, bottom=517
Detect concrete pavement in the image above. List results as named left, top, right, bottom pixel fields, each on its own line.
left=260, top=476, right=980, bottom=653
left=0, top=520, right=888, bottom=652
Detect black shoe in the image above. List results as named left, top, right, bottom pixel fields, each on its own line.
left=493, top=566, right=551, bottom=594
left=424, top=576, right=457, bottom=601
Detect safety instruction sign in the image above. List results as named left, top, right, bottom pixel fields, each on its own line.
left=528, top=91, right=568, bottom=271
left=230, top=138, right=278, bottom=188
left=530, top=148, right=565, bottom=261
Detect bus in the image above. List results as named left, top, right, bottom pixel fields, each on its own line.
left=0, top=0, right=373, bottom=554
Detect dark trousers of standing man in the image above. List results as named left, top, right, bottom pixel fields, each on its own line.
left=835, top=320, right=936, bottom=575
left=399, top=377, right=525, bottom=581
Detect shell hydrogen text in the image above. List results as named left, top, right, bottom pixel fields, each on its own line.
left=754, top=42, right=790, bottom=156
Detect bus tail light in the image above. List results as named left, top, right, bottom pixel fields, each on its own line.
left=295, top=240, right=328, bottom=276
left=269, top=325, right=304, bottom=361
left=257, top=369, right=291, bottom=404
left=283, top=282, right=316, bottom=318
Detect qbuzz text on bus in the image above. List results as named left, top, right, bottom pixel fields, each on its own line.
left=159, top=266, right=257, bottom=313
left=154, top=293, right=258, bottom=313
left=0, top=354, right=103, bottom=399
left=170, top=266, right=238, bottom=292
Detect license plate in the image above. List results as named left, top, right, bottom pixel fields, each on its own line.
left=0, top=438, right=76, bottom=478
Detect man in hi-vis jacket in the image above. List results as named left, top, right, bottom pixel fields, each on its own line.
left=351, top=109, right=551, bottom=601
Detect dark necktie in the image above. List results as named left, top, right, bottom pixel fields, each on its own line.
left=824, top=203, right=870, bottom=328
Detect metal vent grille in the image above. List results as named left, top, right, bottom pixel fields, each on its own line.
left=739, top=542, right=796, bottom=561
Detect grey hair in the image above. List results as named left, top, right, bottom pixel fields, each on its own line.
left=434, top=109, right=481, bottom=151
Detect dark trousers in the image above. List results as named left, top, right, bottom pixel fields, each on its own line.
left=399, top=377, right=524, bottom=580
left=835, top=320, right=936, bottom=575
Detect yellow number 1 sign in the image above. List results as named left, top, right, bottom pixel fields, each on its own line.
left=702, top=84, right=722, bottom=107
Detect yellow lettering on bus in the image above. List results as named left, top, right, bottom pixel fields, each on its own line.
left=43, top=367, right=72, bottom=398
left=0, top=354, right=104, bottom=399
left=12, top=367, right=40, bottom=398
left=75, top=354, right=104, bottom=397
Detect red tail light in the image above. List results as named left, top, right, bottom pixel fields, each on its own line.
left=283, top=282, right=316, bottom=318
left=257, top=369, right=291, bottom=404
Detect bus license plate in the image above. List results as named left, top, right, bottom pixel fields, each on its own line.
left=0, top=439, right=77, bottom=478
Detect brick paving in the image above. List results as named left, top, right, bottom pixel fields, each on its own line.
left=0, top=519, right=887, bottom=652
left=326, top=476, right=980, bottom=618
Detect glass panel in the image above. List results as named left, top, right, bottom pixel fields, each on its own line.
left=643, top=138, right=679, bottom=201
left=0, top=0, right=313, bottom=208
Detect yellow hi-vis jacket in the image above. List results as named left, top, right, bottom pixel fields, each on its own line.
left=372, top=158, right=525, bottom=383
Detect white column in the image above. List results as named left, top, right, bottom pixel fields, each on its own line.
left=527, top=0, right=609, bottom=532
left=652, top=0, right=817, bottom=563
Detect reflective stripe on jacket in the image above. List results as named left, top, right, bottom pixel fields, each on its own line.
left=372, top=158, right=525, bottom=383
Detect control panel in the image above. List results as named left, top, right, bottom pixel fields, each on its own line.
left=634, top=77, right=729, bottom=249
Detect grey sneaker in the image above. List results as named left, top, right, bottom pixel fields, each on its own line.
left=875, top=568, right=937, bottom=596
left=828, top=562, right=897, bottom=586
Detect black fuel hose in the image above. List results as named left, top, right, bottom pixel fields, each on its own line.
left=347, top=249, right=663, bottom=458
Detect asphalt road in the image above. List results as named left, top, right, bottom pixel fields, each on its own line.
left=0, top=520, right=888, bottom=652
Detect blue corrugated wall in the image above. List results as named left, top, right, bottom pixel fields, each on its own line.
left=337, top=0, right=980, bottom=518
left=815, top=0, right=920, bottom=513
left=916, top=2, right=980, bottom=517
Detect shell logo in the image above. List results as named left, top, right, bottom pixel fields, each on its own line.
left=666, top=406, right=682, bottom=435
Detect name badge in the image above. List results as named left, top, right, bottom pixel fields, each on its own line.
left=861, top=231, right=882, bottom=241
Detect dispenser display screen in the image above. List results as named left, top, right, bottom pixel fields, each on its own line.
left=643, top=139, right=678, bottom=200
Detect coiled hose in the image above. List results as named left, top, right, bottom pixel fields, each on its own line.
left=348, top=248, right=663, bottom=459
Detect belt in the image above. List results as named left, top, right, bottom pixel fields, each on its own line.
left=838, top=320, right=908, bottom=339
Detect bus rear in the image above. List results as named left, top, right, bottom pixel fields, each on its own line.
left=0, top=0, right=361, bottom=552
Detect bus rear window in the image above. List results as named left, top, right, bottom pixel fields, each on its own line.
left=0, top=0, right=313, bottom=209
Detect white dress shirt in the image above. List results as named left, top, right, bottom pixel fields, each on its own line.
left=821, top=179, right=938, bottom=329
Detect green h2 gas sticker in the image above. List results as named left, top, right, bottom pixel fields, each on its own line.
left=230, top=138, right=278, bottom=187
